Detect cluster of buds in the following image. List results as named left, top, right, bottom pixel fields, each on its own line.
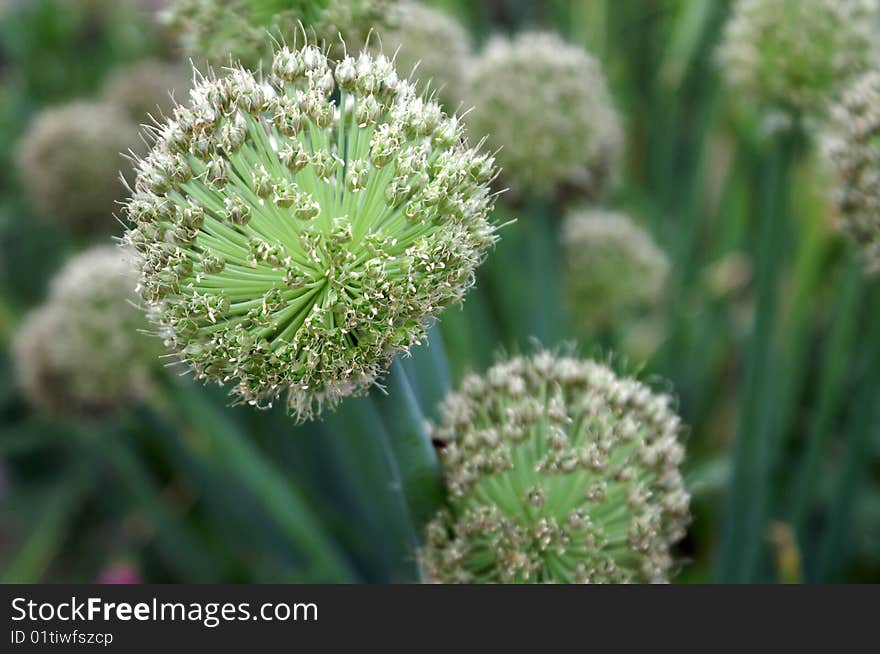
left=718, top=0, right=879, bottom=118
left=123, top=42, right=499, bottom=421
left=562, top=209, right=670, bottom=331
left=464, top=31, right=622, bottom=199
left=422, top=351, right=689, bottom=584
left=164, top=0, right=397, bottom=67
left=375, top=1, right=471, bottom=110
left=823, top=71, right=880, bottom=273
left=12, top=246, right=157, bottom=420
left=16, top=101, right=140, bottom=234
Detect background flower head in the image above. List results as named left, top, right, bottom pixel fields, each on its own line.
left=16, top=101, right=139, bottom=234
left=463, top=31, right=623, bottom=199
left=717, top=0, right=879, bottom=118
left=12, top=245, right=157, bottom=419
left=823, top=70, right=880, bottom=273
left=563, top=209, right=669, bottom=331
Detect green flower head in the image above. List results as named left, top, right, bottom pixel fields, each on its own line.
left=718, top=0, right=879, bottom=117
left=464, top=31, right=622, bottom=199
left=13, top=246, right=156, bottom=419
left=824, top=70, right=880, bottom=273
left=16, top=101, right=139, bottom=234
left=165, top=0, right=398, bottom=68
left=124, top=42, right=499, bottom=421
left=563, top=209, right=669, bottom=331
left=423, top=351, right=689, bottom=583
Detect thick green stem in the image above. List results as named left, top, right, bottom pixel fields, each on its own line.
left=152, top=374, right=356, bottom=582
left=716, top=133, right=799, bottom=583
left=788, top=257, right=864, bottom=535
left=370, top=359, right=444, bottom=535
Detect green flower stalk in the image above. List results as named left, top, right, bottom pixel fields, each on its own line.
left=123, top=43, right=498, bottom=421
left=16, top=101, right=140, bottom=234
left=422, top=351, right=689, bottom=583
left=375, top=1, right=470, bottom=110
left=12, top=246, right=157, bottom=419
left=823, top=70, right=880, bottom=273
left=464, top=31, right=623, bottom=199
left=164, top=0, right=398, bottom=68
left=562, top=209, right=669, bottom=331
left=717, top=0, right=879, bottom=118
left=102, top=60, right=193, bottom=122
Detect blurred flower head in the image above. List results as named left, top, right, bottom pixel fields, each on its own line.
left=563, top=209, right=669, bottom=331
left=123, top=43, right=498, bottom=421
left=718, top=0, right=879, bottom=118
left=12, top=246, right=157, bottom=420
left=16, top=101, right=139, bottom=234
left=165, top=0, right=398, bottom=68
left=374, top=1, right=470, bottom=110
left=464, top=31, right=623, bottom=199
left=422, top=351, right=690, bottom=583
left=824, top=70, right=880, bottom=273
left=102, top=59, right=193, bottom=122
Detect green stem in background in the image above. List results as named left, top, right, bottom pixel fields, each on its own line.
left=716, top=133, right=799, bottom=583
left=323, top=397, right=423, bottom=581
left=787, top=256, right=864, bottom=537
left=814, top=370, right=880, bottom=583
left=369, top=359, right=444, bottom=534
left=152, top=373, right=356, bottom=582
left=96, top=432, right=222, bottom=583
left=1, top=464, right=90, bottom=583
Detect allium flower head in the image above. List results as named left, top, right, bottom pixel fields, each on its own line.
left=375, top=1, right=470, bottom=109
left=12, top=246, right=156, bottom=419
left=165, top=0, right=397, bottom=68
left=718, top=0, right=879, bottom=117
left=16, top=101, right=139, bottom=234
left=123, top=43, right=498, bottom=420
left=102, top=60, right=193, bottom=122
left=464, top=31, right=623, bottom=198
left=422, top=351, right=689, bottom=583
left=823, top=70, right=880, bottom=273
left=563, top=209, right=669, bottom=330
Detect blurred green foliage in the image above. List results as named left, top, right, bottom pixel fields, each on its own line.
left=0, top=0, right=878, bottom=584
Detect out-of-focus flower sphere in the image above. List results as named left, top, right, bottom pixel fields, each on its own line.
left=102, top=59, right=193, bottom=122
left=12, top=246, right=157, bottom=419
left=124, top=43, right=498, bottom=421
left=374, top=1, right=470, bottom=110
left=824, top=70, right=880, bottom=273
left=164, top=0, right=398, bottom=68
left=464, top=31, right=623, bottom=199
left=717, top=0, right=879, bottom=117
left=16, top=101, right=139, bottom=234
left=422, top=351, right=690, bottom=583
left=563, top=209, right=669, bottom=331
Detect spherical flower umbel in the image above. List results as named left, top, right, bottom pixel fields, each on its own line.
left=717, top=0, right=879, bottom=117
left=165, top=0, right=397, bottom=68
left=12, top=246, right=157, bottom=419
left=562, top=209, right=669, bottom=331
left=464, top=31, right=623, bottom=198
left=375, top=1, right=470, bottom=110
left=422, top=351, right=689, bottom=584
left=16, top=101, right=139, bottom=234
left=102, top=59, right=193, bottom=122
left=823, top=70, right=880, bottom=273
left=123, top=43, right=498, bottom=420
